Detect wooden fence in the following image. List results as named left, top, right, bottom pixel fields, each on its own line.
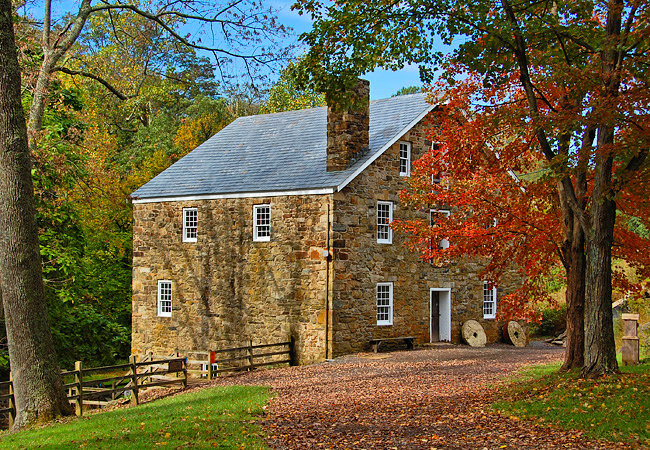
left=0, top=355, right=187, bottom=428
left=0, top=340, right=293, bottom=428
left=187, top=340, right=294, bottom=379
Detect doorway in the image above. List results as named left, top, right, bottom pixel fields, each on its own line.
left=430, top=288, right=451, bottom=342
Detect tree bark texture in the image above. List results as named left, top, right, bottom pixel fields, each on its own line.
left=581, top=123, right=619, bottom=377
left=562, top=219, right=585, bottom=371
left=0, top=0, right=73, bottom=428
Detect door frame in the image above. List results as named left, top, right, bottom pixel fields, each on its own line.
left=430, top=288, right=452, bottom=342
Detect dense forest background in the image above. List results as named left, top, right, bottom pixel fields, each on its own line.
left=0, top=6, right=326, bottom=378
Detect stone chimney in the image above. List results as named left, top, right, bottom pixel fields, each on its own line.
left=326, top=79, right=370, bottom=171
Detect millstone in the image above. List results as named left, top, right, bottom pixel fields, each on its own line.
left=504, top=320, right=527, bottom=347
left=461, top=320, right=486, bottom=347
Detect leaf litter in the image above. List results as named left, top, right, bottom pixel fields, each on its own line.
left=200, top=343, right=629, bottom=449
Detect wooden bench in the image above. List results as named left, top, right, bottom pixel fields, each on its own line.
left=369, top=336, right=415, bottom=353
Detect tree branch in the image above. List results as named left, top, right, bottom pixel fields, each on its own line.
left=52, top=67, right=131, bottom=100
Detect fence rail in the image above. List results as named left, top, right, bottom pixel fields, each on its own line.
left=187, top=340, right=294, bottom=379
left=0, top=355, right=187, bottom=428
left=0, top=340, right=294, bottom=428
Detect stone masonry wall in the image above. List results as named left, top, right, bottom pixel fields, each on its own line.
left=132, top=194, right=331, bottom=365
left=330, top=116, right=522, bottom=356
left=326, top=79, right=370, bottom=171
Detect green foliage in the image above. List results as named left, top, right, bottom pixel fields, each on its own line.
left=625, top=214, right=650, bottom=239
left=392, top=86, right=421, bottom=96
left=530, top=304, right=567, bottom=338
left=49, top=303, right=131, bottom=370
left=0, top=80, right=135, bottom=380
left=0, top=385, right=271, bottom=449
left=261, top=61, right=326, bottom=113
left=494, top=362, right=650, bottom=446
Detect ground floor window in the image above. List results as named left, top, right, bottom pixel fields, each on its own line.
left=376, top=282, right=393, bottom=325
left=158, top=280, right=172, bottom=317
left=483, top=282, right=497, bottom=319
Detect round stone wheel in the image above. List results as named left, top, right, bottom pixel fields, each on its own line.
left=504, top=320, right=527, bottom=347
left=462, top=320, right=486, bottom=347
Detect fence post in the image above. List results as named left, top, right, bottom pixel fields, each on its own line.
left=8, top=372, right=14, bottom=428
left=248, top=340, right=254, bottom=371
left=129, top=355, right=139, bottom=406
left=183, top=357, right=188, bottom=389
left=74, top=361, right=83, bottom=416
left=207, top=351, right=213, bottom=380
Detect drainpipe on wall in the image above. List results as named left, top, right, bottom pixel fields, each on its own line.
left=325, top=198, right=331, bottom=360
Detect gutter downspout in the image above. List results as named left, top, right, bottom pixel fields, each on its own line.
left=325, top=196, right=331, bottom=360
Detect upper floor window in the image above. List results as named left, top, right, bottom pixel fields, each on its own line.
left=430, top=142, right=448, bottom=189
left=376, top=282, right=393, bottom=325
left=253, top=204, right=271, bottom=242
left=399, top=142, right=411, bottom=177
left=377, top=201, right=393, bottom=244
left=183, top=208, right=198, bottom=242
left=430, top=209, right=451, bottom=250
left=158, top=280, right=172, bottom=317
left=483, top=282, right=497, bottom=319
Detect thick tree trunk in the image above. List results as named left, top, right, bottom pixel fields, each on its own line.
left=0, top=0, right=73, bottom=428
left=581, top=125, right=619, bottom=378
left=561, top=220, right=585, bottom=371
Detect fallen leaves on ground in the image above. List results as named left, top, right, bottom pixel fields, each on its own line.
left=205, top=343, right=629, bottom=449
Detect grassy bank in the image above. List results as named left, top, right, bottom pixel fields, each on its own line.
left=0, top=385, right=271, bottom=449
left=494, top=360, right=650, bottom=447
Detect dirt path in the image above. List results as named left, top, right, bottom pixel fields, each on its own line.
left=206, top=342, right=628, bottom=449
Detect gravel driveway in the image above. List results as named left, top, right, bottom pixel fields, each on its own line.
left=207, top=342, right=627, bottom=449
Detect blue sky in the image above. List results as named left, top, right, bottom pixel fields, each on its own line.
left=30, top=0, right=425, bottom=100
left=273, top=1, right=423, bottom=100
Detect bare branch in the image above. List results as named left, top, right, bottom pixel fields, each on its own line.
left=52, top=66, right=131, bottom=100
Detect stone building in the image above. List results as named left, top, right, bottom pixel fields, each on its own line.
left=130, top=81, right=517, bottom=364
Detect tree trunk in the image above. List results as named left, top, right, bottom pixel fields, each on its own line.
left=561, top=219, right=585, bottom=371
left=27, top=60, right=52, bottom=152
left=0, top=0, right=73, bottom=428
left=581, top=125, right=619, bottom=378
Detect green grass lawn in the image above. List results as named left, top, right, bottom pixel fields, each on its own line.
left=0, top=385, right=271, bottom=449
left=494, top=359, right=650, bottom=447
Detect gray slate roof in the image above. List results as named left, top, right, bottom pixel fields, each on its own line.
left=130, top=93, right=433, bottom=200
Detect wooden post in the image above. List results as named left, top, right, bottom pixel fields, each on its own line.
left=622, top=313, right=640, bottom=366
left=74, top=361, right=83, bottom=416
left=8, top=372, right=14, bottom=428
left=207, top=352, right=213, bottom=380
left=182, top=357, right=188, bottom=389
left=129, top=355, right=139, bottom=405
left=248, top=340, right=254, bottom=371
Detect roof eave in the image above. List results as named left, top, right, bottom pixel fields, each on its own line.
left=130, top=187, right=336, bottom=204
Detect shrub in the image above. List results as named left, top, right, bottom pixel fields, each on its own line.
left=530, top=303, right=566, bottom=337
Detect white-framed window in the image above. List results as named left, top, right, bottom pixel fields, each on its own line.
left=157, top=280, right=172, bottom=317
left=430, top=209, right=451, bottom=250
left=376, top=282, right=393, bottom=325
left=399, top=141, right=411, bottom=176
left=483, top=218, right=498, bottom=229
left=483, top=282, right=497, bottom=319
left=430, top=142, right=448, bottom=189
left=253, top=204, right=271, bottom=241
left=182, top=208, right=198, bottom=242
left=377, top=201, right=393, bottom=244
